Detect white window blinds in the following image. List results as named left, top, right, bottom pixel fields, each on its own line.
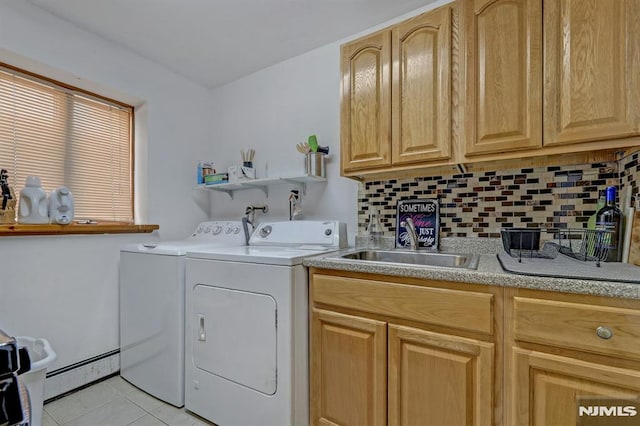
left=0, top=65, right=133, bottom=222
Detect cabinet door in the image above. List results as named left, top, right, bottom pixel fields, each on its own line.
left=463, top=0, right=542, bottom=156
left=340, top=30, right=392, bottom=173
left=512, top=348, right=640, bottom=425
left=388, top=325, right=494, bottom=426
left=391, top=5, right=452, bottom=165
left=311, top=308, right=387, bottom=426
left=544, top=0, right=640, bottom=147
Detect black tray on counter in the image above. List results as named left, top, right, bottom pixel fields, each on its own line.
left=497, top=251, right=640, bottom=284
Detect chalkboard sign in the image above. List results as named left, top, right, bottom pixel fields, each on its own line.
left=396, top=199, right=440, bottom=250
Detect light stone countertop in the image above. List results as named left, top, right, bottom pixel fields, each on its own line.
left=304, top=237, right=640, bottom=300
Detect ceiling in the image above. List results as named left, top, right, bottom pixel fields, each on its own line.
left=26, top=0, right=437, bottom=89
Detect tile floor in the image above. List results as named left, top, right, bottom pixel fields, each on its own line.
left=43, top=376, right=215, bottom=426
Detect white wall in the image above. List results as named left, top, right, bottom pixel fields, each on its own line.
left=206, top=44, right=360, bottom=240
left=0, top=1, right=212, bottom=371
left=206, top=0, right=450, bottom=243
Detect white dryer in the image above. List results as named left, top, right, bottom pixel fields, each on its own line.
left=119, top=221, right=245, bottom=407
left=185, top=220, right=347, bottom=426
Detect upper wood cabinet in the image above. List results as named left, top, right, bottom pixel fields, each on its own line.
left=463, top=0, right=542, bottom=156
left=464, top=0, right=640, bottom=156
left=543, top=0, right=640, bottom=147
left=340, top=30, right=392, bottom=172
left=391, top=7, right=452, bottom=166
left=340, top=0, right=640, bottom=178
left=341, top=5, right=453, bottom=174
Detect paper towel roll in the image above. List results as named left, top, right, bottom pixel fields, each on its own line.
left=629, top=210, right=640, bottom=266
left=622, top=207, right=634, bottom=263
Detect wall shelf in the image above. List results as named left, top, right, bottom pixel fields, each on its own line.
left=196, top=174, right=326, bottom=199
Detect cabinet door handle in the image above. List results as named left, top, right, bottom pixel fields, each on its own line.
left=596, top=326, right=613, bottom=340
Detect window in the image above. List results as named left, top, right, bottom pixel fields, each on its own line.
left=0, top=64, right=133, bottom=223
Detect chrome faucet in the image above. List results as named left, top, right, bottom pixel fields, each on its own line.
left=242, top=204, right=268, bottom=245
left=400, top=217, right=419, bottom=250
left=241, top=216, right=253, bottom=246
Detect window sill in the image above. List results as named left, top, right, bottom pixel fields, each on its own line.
left=0, top=222, right=159, bottom=237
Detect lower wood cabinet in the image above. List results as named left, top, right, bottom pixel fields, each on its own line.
left=311, top=309, right=387, bottom=426
left=506, top=288, right=640, bottom=426
left=310, top=269, right=640, bottom=426
left=310, top=270, right=498, bottom=426
left=388, top=325, right=494, bottom=426
left=512, top=348, right=640, bottom=426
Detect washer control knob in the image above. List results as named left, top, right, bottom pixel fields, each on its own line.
left=324, top=228, right=333, bottom=236
left=212, top=226, right=222, bottom=235
left=260, top=225, right=272, bottom=238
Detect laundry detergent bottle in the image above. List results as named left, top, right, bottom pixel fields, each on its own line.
left=49, top=186, right=74, bottom=224
left=18, top=176, right=49, bottom=224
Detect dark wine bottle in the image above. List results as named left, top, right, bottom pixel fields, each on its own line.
left=595, top=186, right=623, bottom=262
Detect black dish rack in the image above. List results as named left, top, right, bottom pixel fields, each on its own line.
left=501, top=228, right=613, bottom=266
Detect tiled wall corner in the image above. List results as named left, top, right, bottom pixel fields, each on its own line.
left=358, top=154, right=640, bottom=239
left=620, top=150, right=640, bottom=201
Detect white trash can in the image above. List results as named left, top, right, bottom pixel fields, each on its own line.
left=17, top=337, right=56, bottom=426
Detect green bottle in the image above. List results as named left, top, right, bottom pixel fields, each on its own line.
left=595, top=186, right=624, bottom=262
left=587, top=190, right=606, bottom=229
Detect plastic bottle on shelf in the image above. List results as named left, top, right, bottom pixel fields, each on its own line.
left=18, top=176, right=48, bottom=224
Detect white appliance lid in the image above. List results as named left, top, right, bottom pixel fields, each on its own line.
left=186, top=245, right=337, bottom=265
left=121, top=240, right=229, bottom=256
left=187, top=220, right=347, bottom=265
left=120, top=220, right=245, bottom=255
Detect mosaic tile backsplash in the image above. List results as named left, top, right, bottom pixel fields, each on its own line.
left=358, top=151, right=640, bottom=238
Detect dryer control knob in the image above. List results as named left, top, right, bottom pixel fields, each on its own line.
left=324, top=228, right=333, bottom=236
left=260, top=225, right=272, bottom=238
left=212, top=226, right=222, bottom=235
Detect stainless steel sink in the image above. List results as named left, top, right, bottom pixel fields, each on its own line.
left=327, top=250, right=479, bottom=270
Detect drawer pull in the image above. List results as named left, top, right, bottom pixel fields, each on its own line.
left=596, top=326, right=613, bottom=340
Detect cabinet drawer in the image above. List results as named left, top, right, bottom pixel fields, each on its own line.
left=514, top=297, right=640, bottom=360
left=312, top=274, right=493, bottom=334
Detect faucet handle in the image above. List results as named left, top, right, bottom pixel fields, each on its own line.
left=400, top=217, right=418, bottom=250
left=401, top=217, right=416, bottom=230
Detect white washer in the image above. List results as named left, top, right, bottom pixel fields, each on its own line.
left=185, top=220, right=347, bottom=426
left=119, top=221, right=246, bottom=407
